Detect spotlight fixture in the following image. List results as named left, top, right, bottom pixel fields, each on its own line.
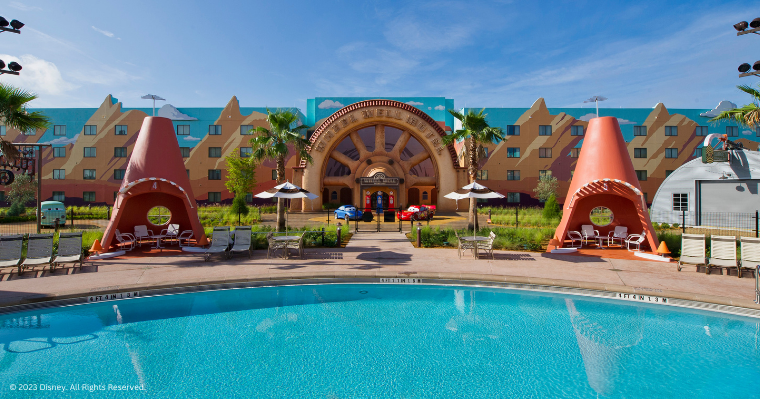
left=9, top=20, right=23, bottom=30
left=754, top=61, right=760, bottom=71
left=751, top=17, right=760, bottom=29
left=739, top=63, right=751, bottom=73
left=735, top=21, right=749, bottom=31
left=0, top=17, right=8, bottom=27
left=0, top=60, right=5, bottom=69
left=7, top=62, right=21, bottom=72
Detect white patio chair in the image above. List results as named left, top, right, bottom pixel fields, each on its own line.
left=677, top=233, right=706, bottom=272
left=625, top=232, right=646, bottom=252
left=267, top=232, right=287, bottom=259
left=455, top=231, right=475, bottom=259
left=286, top=233, right=305, bottom=259
left=160, top=224, right=180, bottom=246
left=178, top=230, right=194, bottom=248
left=607, top=226, right=628, bottom=247
left=114, top=229, right=136, bottom=251
left=230, top=226, right=252, bottom=258
left=581, top=225, right=599, bottom=246
left=706, top=235, right=737, bottom=275
left=567, top=231, right=583, bottom=248
left=477, top=231, right=496, bottom=259
left=19, top=233, right=54, bottom=276
left=53, top=232, right=83, bottom=271
left=134, top=225, right=154, bottom=247
left=739, top=236, right=760, bottom=278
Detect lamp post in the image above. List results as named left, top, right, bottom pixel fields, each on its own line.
left=584, top=96, right=607, bottom=118
left=733, top=17, right=760, bottom=78
left=0, top=16, right=25, bottom=75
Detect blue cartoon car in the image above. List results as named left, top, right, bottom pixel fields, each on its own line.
left=334, top=205, right=363, bottom=221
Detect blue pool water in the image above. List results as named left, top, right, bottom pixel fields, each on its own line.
left=0, top=284, right=759, bottom=398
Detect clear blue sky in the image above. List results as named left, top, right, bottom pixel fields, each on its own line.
left=0, top=0, right=757, bottom=110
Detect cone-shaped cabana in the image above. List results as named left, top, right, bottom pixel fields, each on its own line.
left=551, top=117, right=658, bottom=251
left=101, top=117, right=206, bottom=250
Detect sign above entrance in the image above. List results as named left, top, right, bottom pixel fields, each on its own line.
left=359, top=172, right=400, bottom=186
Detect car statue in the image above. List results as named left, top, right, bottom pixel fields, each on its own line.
left=397, top=205, right=436, bottom=221
left=334, top=205, right=363, bottom=221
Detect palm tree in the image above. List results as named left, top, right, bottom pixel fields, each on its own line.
left=0, top=83, right=50, bottom=160
left=709, top=83, right=760, bottom=129
left=442, top=108, right=505, bottom=231
left=250, top=109, right=311, bottom=231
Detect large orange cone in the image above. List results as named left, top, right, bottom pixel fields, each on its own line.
left=656, top=241, right=671, bottom=255
left=89, top=239, right=103, bottom=254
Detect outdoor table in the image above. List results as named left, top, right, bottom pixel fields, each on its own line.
left=595, top=236, right=606, bottom=249
left=273, top=235, right=301, bottom=259
left=150, top=234, right=167, bottom=249
left=460, top=236, right=490, bottom=259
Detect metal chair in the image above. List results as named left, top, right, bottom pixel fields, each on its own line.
left=625, top=232, right=646, bottom=252
left=286, top=233, right=305, bottom=259
left=0, top=234, right=24, bottom=275
left=739, top=237, right=760, bottom=278
left=567, top=231, right=583, bottom=248
left=477, top=231, right=496, bottom=259
left=160, top=224, right=180, bottom=246
left=178, top=230, right=194, bottom=248
left=230, top=227, right=252, bottom=258
left=114, top=229, right=136, bottom=251
left=706, top=235, right=737, bottom=275
left=607, top=226, right=628, bottom=247
left=19, top=233, right=54, bottom=275
left=204, top=227, right=231, bottom=261
left=134, top=225, right=154, bottom=247
left=267, top=233, right=287, bottom=259
left=677, top=233, right=707, bottom=271
left=455, top=231, right=475, bottom=259
left=581, top=225, right=599, bottom=246
left=53, top=232, right=83, bottom=271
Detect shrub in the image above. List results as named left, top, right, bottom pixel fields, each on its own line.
left=542, top=194, right=561, bottom=220
left=7, top=201, right=25, bottom=217
left=230, top=195, right=249, bottom=216
left=660, top=223, right=671, bottom=229
left=671, top=223, right=679, bottom=229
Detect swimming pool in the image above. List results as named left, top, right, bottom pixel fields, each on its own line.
left=0, top=284, right=758, bottom=398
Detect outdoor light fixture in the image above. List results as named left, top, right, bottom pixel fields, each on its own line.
left=0, top=60, right=21, bottom=75
left=735, top=21, right=749, bottom=31
left=9, top=20, right=23, bottom=30
left=739, top=63, right=752, bottom=73
left=7, top=62, right=21, bottom=72
left=0, top=60, right=5, bottom=69
left=753, top=61, right=760, bottom=71
left=0, top=16, right=24, bottom=33
left=0, top=17, right=8, bottom=27
left=751, top=18, right=760, bottom=29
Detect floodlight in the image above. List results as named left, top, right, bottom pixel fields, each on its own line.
left=754, top=61, right=760, bottom=71
left=739, top=63, right=751, bottom=73
left=0, top=17, right=8, bottom=27
left=8, top=62, right=21, bottom=72
left=0, top=60, right=5, bottom=69
left=9, top=20, right=23, bottom=30
left=751, top=18, right=760, bottom=28
left=735, top=21, right=749, bottom=31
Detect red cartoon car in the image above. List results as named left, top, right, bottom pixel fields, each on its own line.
left=397, top=205, right=436, bottom=221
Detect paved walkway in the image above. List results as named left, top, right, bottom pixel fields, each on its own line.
left=0, top=231, right=758, bottom=310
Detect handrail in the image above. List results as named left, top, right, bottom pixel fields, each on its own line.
left=756, top=265, right=759, bottom=305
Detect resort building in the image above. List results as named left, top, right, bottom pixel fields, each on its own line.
left=3, top=95, right=757, bottom=211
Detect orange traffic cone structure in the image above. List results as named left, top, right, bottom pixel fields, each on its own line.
left=656, top=241, right=671, bottom=256
left=89, top=239, right=103, bottom=254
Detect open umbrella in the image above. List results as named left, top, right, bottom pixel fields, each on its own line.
left=255, top=181, right=318, bottom=234
left=444, top=181, right=504, bottom=238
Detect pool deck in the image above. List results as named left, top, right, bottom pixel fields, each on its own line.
left=0, top=232, right=758, bottom=311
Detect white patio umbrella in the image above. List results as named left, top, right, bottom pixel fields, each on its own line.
left=444, top=181, right=505, bottom=238
left=255, top=181, right=318, bottom=234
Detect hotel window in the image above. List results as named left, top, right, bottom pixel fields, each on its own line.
left=83, top=169, right=97, bottom=180
left=240, top=125, right=253, bottom=135
left=180, top=147, right=190, bottom=158
left=635, top=170, right=647, bottom=181
left=633, top=126, right=647, bottom=136
left=507, top=192, right=520, bottom=203
left=634, top=148, right=647, bottom=158
left=695, top=126, right=708, bottom=136
left=666, top=170, right=675, bottom=177
left=422, top=191, right=429, bottom=200
left=53, top=147, right=66, bottom=158
left=756, top=127, right=760, bottom=137
left=571, top=126, right=584, bottom=136
left=114, top=147, right=127, bottom=158
left=208, top=147, right=222, bottom=158
left=176, top=125, right=190, bottom=136
left=209, top=125, right=222, bottom=135
left=507, top=170, right=520, bottom=180
left=539, top=125, right=552, bottom=136
left=476, top=170, right=488, bottom=180
left=84, top=147, right=97, bottom=158
left=665, top=126, right=677, bottom=136
left=569, top=148, right=580, bottom=158
left=84, top=125, right=97, bottom=136
left=115, top=125, right=127, bottom=135
left=0, top=192, right=4, bottom=202
left=24, top=128, right=35, bottom=135
left=539, top=148, right=552, bottom=158
left=673, top=193, right=688, bottom=212
left=693, top=147, right=702, bottom=157
left=240, top=147, right=252, bottom=158
left=0, top=126, right=5, bottom=136
left=507, top=147, right=520, bottom=158
left=83, top=192, right=96, bottom=203
left=506, top=125, right=520, bottom=136
left=245, top=193, right=253, bottom=203
left=331, top=191, right=337, bottom=201
left=53, top=125, right=66, bottom=136
left=539, top=170, right=552, bottom=179
left=727, top=126, right=739, bottom=137
left=53, top=169, right=65, bottom=180
left=483, top=147, right=488, bottom=158
left=665, top=148, right=678, bottom=158
left=208, top=169, right=222, bottom=180
left=114, top=169, right=125, bottom=180
left=208, top=192, right=221, bottom=203
left=52, top=191, right=65, bottom=202
left=272, top=170, right=277, bottom=180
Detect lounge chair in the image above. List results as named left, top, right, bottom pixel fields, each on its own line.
left=581, top=225, right=599, bottom=246
left=566, top=231, right=583, bottom=248
left=706, top=235, right=737, bottom=275
left=607, top=226, right=628, bottom=247
left=160, top=224, right=180, bottom=246
left=19, top=233, right=54, bottom=275
left=677, top=233, right=706, bottom=272
left=230, top=226, right=252, bottom=258
left=53, top=232, right=83, bottom=271
left=455, top=231, right=475, bottom=258
left=286, top=233, right=305, bottom=259
left=739, top=237, right=760, bottom=278
left=204, top=227, right=231, bottom=261
left=114, top=229, right=136, bottom=251
left=178, top=230, right=194, bottom=248
left=134, top=225, right=154, bottom=247
left=477, top=231, right=496, bottom=259
left=0, top=234, right=24, bottom=275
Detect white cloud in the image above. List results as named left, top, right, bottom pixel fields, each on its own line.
left=43, top=134, right=79, bottom=145
left=742, top=130, right=753, bottom=136
left=427, top=107, right=431, bottom=110
left=157, top=104, right=198, bottom=120
left=9, top=2, right=42, bottom=11
left=318, top=99, right=344, bottom=109
left=699, top=100, right=737, bottom=117
left=0, top=54, right=78, bottom=96
left=406, top=101, right=423, bottom=106
left=91, top=26, right=115, bottom=38
left=183, top=136, right=200, bottom=141
left=616, top=118, right=636, bottom=125
left=434, top=105, right=445, bottom=111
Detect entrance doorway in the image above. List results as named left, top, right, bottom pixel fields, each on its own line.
left=370, top=191, right=390, bottom=209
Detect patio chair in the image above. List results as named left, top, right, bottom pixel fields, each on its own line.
left=160, top=224, right=180, bottom=246
left=677, top=233, right=706, bottom=272
left=230, top=226, right=252, bottom=258
left=477, top=231, right=496, bottom=259
left=19, top=233, right=54, bottom=276
left=0, top=234, right=24, bottom=275
left=267, top=232, right=287, bottom=259
left=286, top=233, right=305, bottom=259
left=706, top=235, right=737, bottom=275
left=455, top=231, right=475, bottom=259
left=53, top=232, right=83, bottom=271
left=178, top=230, right=194, bottom=248
left=114, top=229, right=136, bottom=251
left=567, top=231, right=583, bottom=248
left=739, top=237, right=760, bottom=278
left=204, top=227, right=231, bottom=261
left=625, top=232, right=646, bottom=252
left=134, top=225, right=154, bottom=247
left=607, top=226, right=628, bottom=247
left=581, top=225, right=599, bottom=246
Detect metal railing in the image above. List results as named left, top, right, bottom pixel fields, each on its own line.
left=650, top=210, right=760, bottom=238
left=756, top=265, right=759, bottom=305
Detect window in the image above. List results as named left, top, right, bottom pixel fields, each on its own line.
left=240, top=125, right=253, bottom=135
left=507, top=192, right=520, bottom=203
left=0, top=192, right=4, bottom=201
left=635, top=170, right=647, bottom=181
left=476, top=170, right=488, bottom=180
left=115, top=125, right=127, bottom=135
left=633, top=126, right=647, bottom=136
left=665, top=148, right=678, bottom=158
left=665, top=126, right=677, bottom=136
left=506, top=125, right=520, bottom=136
left=507, top=170, right=520, bottom=180
left=208, top=192, right=221, bottom=203
left=208, top=147, right=222, bottom=158
left=673, top=193, right=688, bottom=211
left=53, top=147, right=66, bottom=158
left=208, top=169, right=222, bottom=180
left=272, top=170, right=277, bottom=180
left=52, top=191, right=65, bottom=202
left=53, top=125, right=66, bottom=136
left=539, top=170, right=552, bottom=179
left=245, top=193, right=253, bottom=203
left=539, top=125, right=552, bottom=136
left=209, top=125, right=222, bottom=135
left=180, top=147, right=190, bottom=158
left=114, top=147, right=127, bottom=157
left=694, top=148, right=703, bottom=157
left=0, top=126, right=5, bottom=136
left=726, top=126, right=738, bottom=137
left=330, top=191, right=337, bottom=201
left=483, top=147, right=488, bottom=158
left=571, top=126, right=584, bottom=136
left=666, top=170, right=675, bottom=177
left=53, top=169, right=65, bottom=180
left=114, top=169, right=125, bottom=180
left=756, top=127, right=760, bottom=137
left=24, top=128, right=35, bottom=135
left=634, top=148, right=647, bottom=158
left=569, top=148, right=580, bottom=158
left=83, top=192, right=96, bottom=203
left=84, top=125, right=97, bottom=136
left=422, top=191, right=429, bottom=200
left=507, top=147, right=520, bottom=158
left=696, top=126, right=708, bottom=136
left=240, top=147, right=252, bottom=158
left=83, top=169, right=96, bottom=180
left=176, top=125, right=190, bottom=136
left=539, top=148, right=552, bottom=158
left=84, top=147, right=96, bottom=158
left=643, top=193, right=648, bottom=203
